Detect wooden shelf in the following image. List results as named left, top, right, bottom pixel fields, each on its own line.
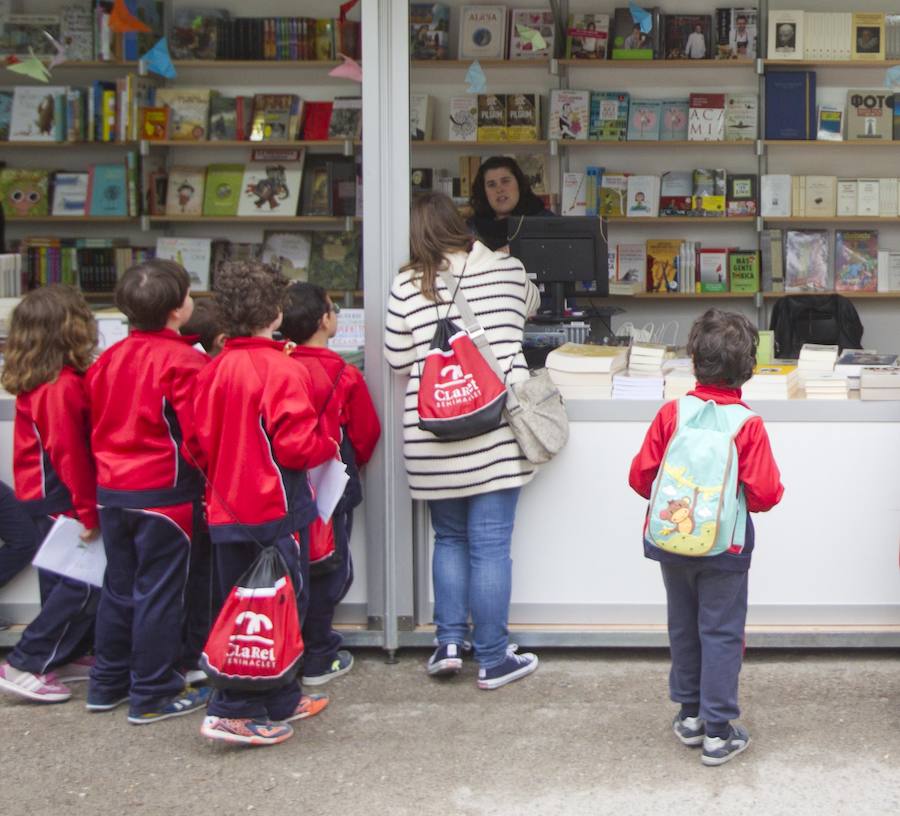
left=560, top=58, right=755, bottom=69
left=2, top=141, right=138, bottom=149
left=610, top=291, right=755, bottom=299
left=82, top=288, right=364, bottom=301
left=763, top=59, right=900, bottom=68
left=413, top=139, right=548, bottom=148
left=605, top=216, right=755, bottom=224
left=145, top=139, right=359, bottom=149
left=765, top=140, right=900, bottom=148
left=764, top=217, right=900, bottom=225
left=762, top=291, right=900, bottom=299
left=411, top=59, right=550, bottom=69
left=171, top=60, right=342, bottom=69
left=46, top=60, right=139, bottom=69
left=148, top=216, right=360, bottom=225
left=6, top=216, right=137, bottom=223
left=563, top=139, right=754, bottom=148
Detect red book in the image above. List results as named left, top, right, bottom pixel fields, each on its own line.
left=302, top=101, right=334, bottom=139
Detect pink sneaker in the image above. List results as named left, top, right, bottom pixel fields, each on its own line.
left=56, top=655, right=95, bottom=683
left=0, top=663, right=72, bottom=703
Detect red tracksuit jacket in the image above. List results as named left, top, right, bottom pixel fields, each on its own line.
left=87, top=329, right=207, bottom=509
left=193, top=337, right=337, bottom=543
left=13, top=366, right=99, bottom=530
left=629, top=384, right=784, bottom=569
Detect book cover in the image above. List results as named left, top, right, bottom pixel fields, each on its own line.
left=302, top=102, right=333, bottom=140
left=515, top=153, right=549, bottom=196
left=768, top=9, right=805, bottom=60
left=857, top=179, right=880, bottom=216
left=328, top=97, right=362, bottom=140
left=646, top=239, right=682, bottom=292
left=688, top=93, right=725, bottom=141
left=202, top=164, right=244, bottom=217
left=561, top=172, right=587, bottom=216
left=804, top=175, right=837, bottom=217
left=626, top=100, right=661, bottom=141
left=477, top=94, right=507, bottom=141
left=761, top=229, right=785, bottom=292
left=846, top=90, right=893, bottom=141
left=60, top=4, right=95, bottom=63
left=410, top=94, right=434, bottom=141
left=837, top=179, right=858, bottom=216
left=626, top=175, right=659, bottom=217
left=411, top=168, right=434, bottom=193
left=206, top=96, right=237, bottom=141
left=589, top=92, right=629, bottom=141
left=459, top=5, right=508, bottom=60
left=506, top=93, right=540, bottom=141
left=611, top=6, right=659, bottom=60
left=659, top=99, right=689, bottom=140
left=51, top=172, right=89, bottom=216
left=565, top=13, right=609, bottom=59
left=511, top=8, right=555, bottom=59
left=659, top=170, right=693, bottom=215
left=87, top=164, right=128, bottom=217
left=692, top=168, right=726, bottom=215
left=260, top=231, right=312, bottom=281
left=698, top=248, right=730, bottom=292
left=238, top=159, right=304, bottom=216
left=616, top=243, right=647, bottom=286
left=165, top=166, right=206, bottom=216
left=726, top=173, right=758, bottom=216
left=314, top=18, right=336, bottom=61
left=155, top=237, right=212, bottom=291
left=449, top=96, right=478, bottom=141
left=835, top=230, right=878, bottom=292
left=729, top=250, right=760, bottom=292
left=662, top=14, right=711, bottom=59
left=724, top=93, right=757, bottom=141
left=549, top=90, right=589, bottom=140
left=308, top=230, right=361, bottom=290
left=169, top=8, right=228, bottom=60
left=0, top=169, right=50, bottom=217
left=816, top=105, right=844, bottom=141
left=764, top=70, right=816, bottom=140
left=0, top=91, right=13, bottom=141
left=785, top=229, right=831, bottom=292
left=249, top=94, right=296, bottom=142
left=140, top=107, right=169, bottom=140
left=1, top=14, right=62, bottom=57
left=410, top=3, right=450, bottom=59
left=714, top=7, right=757, bottom=59
left=9, top=87, right=66, bottom=142
left=599, top=173, right=629, bottom=216
left=852, top=12, right=885, bottom=60
left=155, top=88, right=211, bottom=141
left=761, top=174, right=792, bottom=216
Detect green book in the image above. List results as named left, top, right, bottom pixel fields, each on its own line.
left=729, top=251, right=760, bottom=293
left=308, top=230, right=361, bottom=290
left=202, top=164, right=245, bottom=217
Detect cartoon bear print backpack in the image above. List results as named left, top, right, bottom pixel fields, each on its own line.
left=647, top=396, right=755, bottom=557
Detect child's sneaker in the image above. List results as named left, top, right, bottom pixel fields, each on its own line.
left=701, top=724, right=751, bottom=766
left=127, top=685, right=212, bottom=725
left=673, top=714, right=705, bottom=746
left=285, top=693, right=329, bottom=722
left=201, top=716, right=294, bottom=746
left=56, top=655, right=95, bottom=683
left=183, top=668, right=208, bottom=686
left=302, top=650, right=353, bottom=685
left=427, top=643, right=465, bottom=676
left=0, top=663, right=71, bottom=703
left=477, top=646, right=539, bottom=690
left=86, top=690, right=130, bottom=712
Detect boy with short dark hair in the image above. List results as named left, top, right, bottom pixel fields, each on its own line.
left=87, top=259, right=211, bottom=722
left=280, top=283, right=380, bottom=685
left=194, top=263, right=339, bottom=746
left=629, top=308, right=784, bottom=766
left=181, top=298, right=226, bottom=357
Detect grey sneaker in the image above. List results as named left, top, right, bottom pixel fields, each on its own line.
left=702, top=724, right=751, bottom=766
left=302, top=651, right=354, bottom=686
left=673, top=714, right=705, bottom=746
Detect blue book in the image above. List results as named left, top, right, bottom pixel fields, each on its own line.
left=88, top=164, right=128, bottom=216
left=0, top=91, right=12, bottom=141
left=765, top=70, right=816, bottom=140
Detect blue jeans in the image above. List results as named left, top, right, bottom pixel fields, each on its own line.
left=428, top=487, right=520, bottom=669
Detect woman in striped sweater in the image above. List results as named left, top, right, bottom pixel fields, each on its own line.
left=384, top=192, right=541, bottom=690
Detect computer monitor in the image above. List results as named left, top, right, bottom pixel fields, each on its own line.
left=509, top=216, right=608, bottom=316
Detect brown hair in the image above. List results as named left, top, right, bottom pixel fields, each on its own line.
left=214, top=260, right=288, bottom=337
left=115, top=258, right=190, bottom=331
left=181, top=298, right=225, bottom=353
left=400, top=191, right=473, bottom=301
left=687, top=308, right=758, bottom=388
left=1, top=285, right=97, bottom=394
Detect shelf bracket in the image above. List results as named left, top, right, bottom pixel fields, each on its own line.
left=549, top=58, right=559, bottom=77
left=755, top=215, right=763, bottom=233
left=343, top=139, right=353, bottom=157
left=756, top=57, right=764, bottom=75
left=550, top=139, right=558, bottom=157
left=754, top=292, right=764, bottom=309
left=344, top=216, right=354, bottom=232
left=140, top=215, right=150, bottom=233
left=755, top=138, right=763, bottom=157
left=139, top=140, right=149, bottom=157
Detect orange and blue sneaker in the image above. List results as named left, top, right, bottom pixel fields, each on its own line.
left=127, top=685, right=211, bottom=725
left=201, top=716, right=294, bottom=746
left=285, top=693, right=329, bottom=722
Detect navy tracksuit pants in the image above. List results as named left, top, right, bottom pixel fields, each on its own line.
left=181, top=507, right=215, bottom=672
left=90, top=506, right=193, bottom=715
left=8, top=515, right=99, bottom=675
left=661, top=561, right=749, bottom=727
left=206, top=528, right=310, bottom=721
left=302, top=508, right=354, bottom=676
left=0, top=480, right=41, bottom=591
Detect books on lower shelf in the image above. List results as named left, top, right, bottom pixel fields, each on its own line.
left=741, top=364, right=801, bottom=400
left=835, top=351, right=897, bottom=390
left=859, top=367, right=900, bottom=400
left=761, top=176, right=900, bottom=218
left=612, top=371, right=665, bottom=400
left=803, top=372, right=849, bottom=400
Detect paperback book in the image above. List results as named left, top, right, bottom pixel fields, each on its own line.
left=549, top=90, right=589, bottom=140
left=165, top=166, right=206, bottom=216
left=835, top=230, right=878, bottom=292
left=565, top=13, right=609, bottom=59
left=785, top=229, right=831, bottom=292
left=410, top=3, right=450, bottom=59
left=659, top=100, right=689, bottom=140
left=511, top=9, right=555, bottom=59
left=0, top=169, right=50, bottom=217
left=662, top=14, right=712, bottom=59
left=459, top=5, right=509, bottom=60
left=590, top=92, right=629, bottom=141
left=627, top=100, right=662, bottom=141
left=688, top=94, right=725, bottom=141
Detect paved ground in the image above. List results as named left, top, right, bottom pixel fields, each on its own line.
left=1, top=648, right=898, bottom=816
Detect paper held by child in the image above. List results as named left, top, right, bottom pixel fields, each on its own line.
left=309, top=456, right=350, bottom=522
left=32, top=516, right=107, bottom=588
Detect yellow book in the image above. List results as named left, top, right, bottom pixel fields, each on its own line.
left=101, top=90, right=116, bottom=142
left=753, top=364, right=798, bottom=378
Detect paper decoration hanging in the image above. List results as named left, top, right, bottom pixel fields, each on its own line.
left=329, top=53, right=362, bottom=82
left=6, top=49, right=51, bottom=82
left=516, top=25, right=548, bottom=52
left=43, top=30, right=67, bottom=69
left=465, top=60, right=487, bottom=94
left=629, top=1, right=653, bottom=34
left=109, top=0, right=152, bottom=34
left=142, top=37, right=176, bottom=79
left=339, top=0, right=360, bottom=22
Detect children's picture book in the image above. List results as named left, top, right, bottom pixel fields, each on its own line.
left=476, top=94, right=507, bottom=141
left=249, top=94, right=297, bottom=142
left=724, top=94, right=757, bottom=141
left=561, top=172, right=587, bottom=215
left=662, top=14, right=711, bottom=59
left=835, top=230, right=878, bottom=292
left=9, top=87, right=66, bottom=142
left=565, top=13, right=610, bottom=59
left=599, top=173, right=629, bottom=216
left=506, top=94, right=541, bottom=141
left=549, top=90, right=589, bottom=140
left=87, top=164, right=128, bottom=217
left=51, top=172, right=89, bottom=216
left=785, top=229, right=831, bottom=291
left=626, top=100, right=661, bottom=141
left=448, top=96, right=478, bottom=141
left=459, top=5, right=509, bottom=60
left=0, top=169, right=50, bottom=217
left=511, top=8, right=555, bottom=59
left=611, top=6, right=660, bottom=60
left=626, top=175, right=660, bottom=217
left=688, top=94, right=725, bottom=141
left=646, top=239, right=682, bottom=292
left=165, top=166, right=206, bottom=216
left=302, top=102, right=334, bottom=140
left=659, top=100, right=689, bottom=140
left=659, top=171, right=693, bottom=215
left=155, top=88, right=211, bottom=141
left=410, top=3, right=450, bottom=59
left=328, top=97, right=363, bottom=140
left=768, top=9, right=805, bottom=60
left=202, top=164, right=244, bottom=217
left=590, top=92, right=629, bottom=141
left=140, top=106, right=170, bottom=140
left=155, top=237, right=212, bottom=291
left=726, top=174, right=758, bottom=216
left=409, top=94, right=434, bottom=140
left=729, top=250, right=760, bottom=293
left=169, top=7, right=228, bottom=60
left=514, top=153, right=549, bottom=196
left=308, top=230, right=361, bottom=290
left=852, top=12, right=885, bottom=60
left=816, top=105, right=843, bottom=141
left=846, top=89, right=892, bottom=141
left=261, top=231, right=312, bottom=281
left=238, top=159, right=304, bottom=216
left=206, top=95, right=237, bottom=141
left=714, top=7, right=757, bottom=59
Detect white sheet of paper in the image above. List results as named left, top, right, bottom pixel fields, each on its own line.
left=308, top=457, right=350, bottom=522
left=96, top=318, right=128, bottom=351
left=32, top=516, right=107, bottom=588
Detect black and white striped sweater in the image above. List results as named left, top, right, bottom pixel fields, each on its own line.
left=384, top=241, right=541, bottom=500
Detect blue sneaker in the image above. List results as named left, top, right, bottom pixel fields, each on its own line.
left=702, top=724, right=751, bottom=766
left=127, top=685, right=212, bottom=725
left=477, top=646, right=538, bottom=690
left=427, top=643, right=464, bottom=677
left=302, top=650, right=354, bottom=686
left=673, top=714, right=705, bottom=747
left=86, top=689, right=130, bottom=712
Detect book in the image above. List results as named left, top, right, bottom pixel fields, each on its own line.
left=409, top=94, right=434, bottom=141
left=301, top=153, right=355, bottom=216
left=238, top=159, right=304, bottom=217
left=308, top=230, right=361, bottom=289
left=205, top=95, right=237, bottom=141
left=561, top=172, right=587, bottom=216
left=692, top=168, right=726, bottom=216
left=714, top=7, right=757, bottom=60
left=60, top=4, right=95, bottom=63
left=857, top=179, right=880, bottom=216
left=140, top=106, right=169, bottom=140
left=835, top=230, right=878, bottom=292
left=760, top=174, right=791, bottom=217
left=0, top=91, right=11, bottom=141
left=511, top=8, right=555, bottom=59
left=1, top=14, right=62, bottom=57
left=688, top=94, right=725, bottom=141
left=506, top=94, right=540, bottom=141
left=515, top=153, right=549, bottom=196
left=615, top=243, right=647, bottom=288
left=165, top=166, right=206, bottom=216
left=627, top=100, right=661, bottom=141
left=764, top=70, right=816, bottom=140
left=846, top=90, right=892, bottom=141
left=301, top=101, right=333, bottom=140
left=878, top=250, right=900, bottom=291
left=724, top=94, right=757, bottom=141
left=86, top=164, right=127, bottom=217
left=51, top=172, right=89, bottom=216
left=729, top=250, right=760, bottom=293
left=169, top=8, right=229, bottom=60
left=546, top=343, right=628, bottom=374
left=785, top=229, right=830, bottom=292
left=837, top=179, right=858, bottom=216
left=249, top=94, right=297, bottom=142
left=477, top=94, right=507, bottom=141
left=155, top=88, right=211, bottom=141
left=698, top=248, right=730, bottom=292
left=611, top=6, right=659, bottom=60
left=659, top=171, right=693, bottom=216
left=410, top=168, right=434, bottom=193
left=9, top=87, right=66, bottom=142
left=549, top=90, right=589, bottom=140
left=155, top=237, right=212, bottom=291
left=662, top=14, right=711, bottom=59
left=459, top=5, right=508, bottom=60
left=816, top=105, right=844, bottom=141
left=328, top=97, right=362, bottom=140
left=646, top=239, right=682, bottom=292
left=261, top=231, right=312, bottom=281
left=590, top=92, right=629, bottom=141
left=659, top=100, right=689, bottom=141
left=852, top=12, right=885, bottom=60
left=626, top=175, right=660, bottom=217
left=879, top=178, right=899, bottom=217
left=449, top=96, right=478, bottom=141
left=761, top=229, right=785, bottom=291
left=599, top=173, right=629, bottom=216
left=201, top=164, right=244, bottom=217
left=768, top=9, right=805, bottom=60
left=565, top=13, right=609, bottom=59
left=0, top=169, right=50, bottom=217
left=410, top=3, right=450, bottom=59
left=803, top=175, right=837, bottom=218
left=726, top=174, right=758, bottom=216
left=888, top=14, right=900, bottom=59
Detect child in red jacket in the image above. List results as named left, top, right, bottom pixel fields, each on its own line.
left=193, top=262, right=338, bottom=747
left=281, top=283, right=381, bottom=685
left=86, top=260, right=211, bottom=723
left=0, top=286, right=100, bottom=703
left=629, top=309, right=784, bottom=767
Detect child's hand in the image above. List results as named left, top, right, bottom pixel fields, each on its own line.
left=79, top=527, right=101, bottom=542
left=283, top=341, right=297, bottom=354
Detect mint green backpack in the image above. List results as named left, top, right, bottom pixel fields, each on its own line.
left=647, top=396, right=754, bottom=557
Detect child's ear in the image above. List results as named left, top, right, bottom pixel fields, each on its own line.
left=213, top=333, right=226, bottom=352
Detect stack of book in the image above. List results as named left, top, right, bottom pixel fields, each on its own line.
left=613, top=342, right=666, bottom=399
left=798, top=343, right=839, bottom=385
left=663, top=360, right=696, bottom=399
left=803, top=372, right=850, bottom=400
left=545, top=342, right=628, bottom=400
left=834, top=351, right=898, bottom=390
left=742, top=363, right=801, bottom=400
left=859, top=368, right=900, bottom=400
left=0, top=254, right=22, bottom=298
